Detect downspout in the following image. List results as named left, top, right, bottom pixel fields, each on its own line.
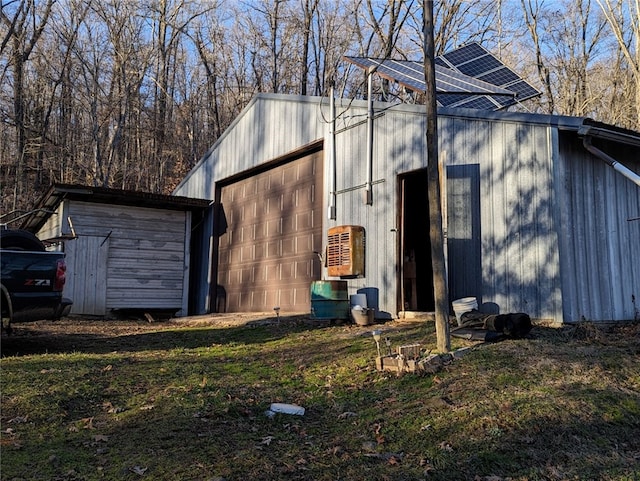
left=582, top=135, right=640, bottom=188
left=328, top=87, right=337, bottom=220
left=365, top=66, right=374, bottom=205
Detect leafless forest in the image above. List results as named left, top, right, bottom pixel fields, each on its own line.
left=1, top=0, right=638, bottom=216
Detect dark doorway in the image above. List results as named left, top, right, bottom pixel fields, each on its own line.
left=399, top=169, right=435, bottom=312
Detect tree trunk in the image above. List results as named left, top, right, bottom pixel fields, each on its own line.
left=423, top=0, right=450, bottom=353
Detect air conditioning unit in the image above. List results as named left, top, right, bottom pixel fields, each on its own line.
left=327, top=225, right=365, bottom=278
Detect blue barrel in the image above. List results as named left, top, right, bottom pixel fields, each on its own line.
left=310, top=280, right=349, bottom=320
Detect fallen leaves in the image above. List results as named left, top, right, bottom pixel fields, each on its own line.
left=337, top=411, right=357, bottom=419
left=260, top=435, right=275, bottom=446
left=102, top=401, right=125, bottom=414
left=1, top=427, right=22, bottom=449
left=363, top=451, right=405, bottom=465
left=3, top=318, right=638, bottom=480
left=438, top=441, right=453, bottom=452
left=7, top=415, right=28, bottom=424
left=130, top=465, right=148, bottom=476
left=39, top=368, right=61, bottom=374
left=80, top=417, right=94, bottom=429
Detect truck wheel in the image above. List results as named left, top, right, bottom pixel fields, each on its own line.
left=1, top=285, right=12, bottom=335
left=0, top=229, right=46, bottom=251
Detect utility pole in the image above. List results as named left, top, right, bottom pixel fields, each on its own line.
left=423, top=0, right=451, bottom=352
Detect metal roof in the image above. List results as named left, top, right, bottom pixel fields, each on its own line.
left=20, top=183, right=210, bottom=233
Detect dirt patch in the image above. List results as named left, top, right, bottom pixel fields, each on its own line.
left=4, top=314, right=637, bottom=359
left=0, top=313, right=429, bottom=357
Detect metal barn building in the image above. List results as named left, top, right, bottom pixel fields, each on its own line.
left=174, top=93, right=640, bottom=324
left=23, top=184, right=209, bottom=317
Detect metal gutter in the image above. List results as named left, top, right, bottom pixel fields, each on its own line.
left=20, top=183, right=210, bottom=232
left=578, top=122, right=640, bottom=148
left=578, top=125, right=640, bottom=188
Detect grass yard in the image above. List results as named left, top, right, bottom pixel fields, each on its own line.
left=1, top=315, right=639, bottom=481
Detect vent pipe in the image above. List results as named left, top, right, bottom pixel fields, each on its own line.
left=328, top=87, right=337, bottom=220
left=365, top=66, right=374, bottom=205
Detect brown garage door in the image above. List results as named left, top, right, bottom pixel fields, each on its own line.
left=217, top=150, right=323, bottom=312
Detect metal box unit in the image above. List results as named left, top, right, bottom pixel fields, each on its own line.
left=327, top=225, right=365, bottom=278
left=310, top=280, right=349, bottom=320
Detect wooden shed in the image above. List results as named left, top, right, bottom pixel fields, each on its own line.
left=22, top=184, right=209, bottom=317
left=174, top=93, right=640, bottom=325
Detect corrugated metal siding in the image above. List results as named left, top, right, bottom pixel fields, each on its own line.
left=438, top=115, right=561, bottom=321
left=189, top=206, right=214, bottom=315
left=174, top=94, right=327, bottom=200
left=470, top=119, right=561, bottom=321
left=556, top=135, right=640, bottom=322
left=174, top=95, right=329, bottom=311
left=175, top=93, right=639, bottom=323
left=330, top=103, right=562, bottom=321
left=331, top=102, right=425, bottom=318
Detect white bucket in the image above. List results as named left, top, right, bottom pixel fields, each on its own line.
left=351, top=307, right=374, bottom=326
left=350, top=294, right=367, bottom=308
left=452, top=297, right=478, bottom=326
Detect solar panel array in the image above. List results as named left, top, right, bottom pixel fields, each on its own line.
left=437, top=43, right=540, bottom=109
left=345, top=42, right=541, bottom=111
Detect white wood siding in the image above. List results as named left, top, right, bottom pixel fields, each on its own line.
left=64, top=201, right=189, bottom=313
left=38, top=204, right=65, bottom=242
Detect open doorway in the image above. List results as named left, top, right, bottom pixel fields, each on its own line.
left=399, top=169, right=435, bottom=312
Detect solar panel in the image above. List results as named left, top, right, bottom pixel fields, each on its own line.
left=437, top=42, right=541, bottom=109
left=344, top=42, right=541, bottom=111
left=442, top=42, right=487, bottom=66
left=345, top=57, right=515, bottom=98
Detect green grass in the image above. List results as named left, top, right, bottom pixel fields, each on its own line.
left=1, top=318, right=639, bottom=480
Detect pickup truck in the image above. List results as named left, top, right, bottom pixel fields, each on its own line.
left=1, top=228, right=73, bottom=333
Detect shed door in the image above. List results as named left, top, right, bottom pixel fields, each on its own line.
left=446, top=164, right=481, bottom=301
left=65, top=235, right=109, bottom=316
left=217, top=150, right=323, bottom=312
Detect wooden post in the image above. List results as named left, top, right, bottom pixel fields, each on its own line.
left=423, top=0, right=451, bottom=352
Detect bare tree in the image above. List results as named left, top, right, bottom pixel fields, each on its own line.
left=0, top=0, right=55, bottom=210
left=299, top=0, right=319, bottom=95
left=241, top=0, right=291, bottom=94
left=526, top=0, right=607, bottom=117
left=423, top=0, right=450, bottom=353
left=520, top=0, right=555, bottom=114
left=77, top=0, right=152, bottom=188
left=149, top=0, right=190, bottom=192
left=190, top=8, right=224, bottom=139
left=310, top=0, right=358, bottom=96
left=1, top=0, right=638, bottom=217
left=596, top=0, right=640, bottom=127
left=550, top=1, right=606, bottom=117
